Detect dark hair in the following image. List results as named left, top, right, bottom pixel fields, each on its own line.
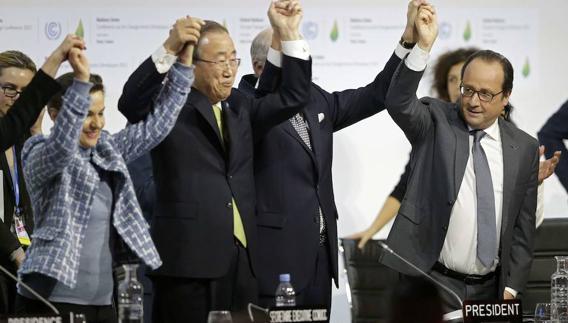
left=47, top=72, right=104, bottom=111
left=461, top=49, right=515, bottom=121
left=432, top=47, right=479, bottom=102
left=193, top=20, right=230, bottom=60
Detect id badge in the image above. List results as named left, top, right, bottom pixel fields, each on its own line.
left=13, top=213, right=30, bottom=246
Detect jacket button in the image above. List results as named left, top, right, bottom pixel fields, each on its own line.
left=228, top=175, right=233, bottom=180
left=226, top=202, right=232, bottom=208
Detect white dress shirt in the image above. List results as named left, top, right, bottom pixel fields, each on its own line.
left=439, top=120, right=503, bottom=276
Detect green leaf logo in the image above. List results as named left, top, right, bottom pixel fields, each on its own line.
left=522, top=57, right=530, bottom=78
left=330, top=20, right=339, bottom=42
left=223, top=19, right=228, bottom=30
left=75, top=19, right=84, bottom=39
left=463, top=21, right=471, bottom=42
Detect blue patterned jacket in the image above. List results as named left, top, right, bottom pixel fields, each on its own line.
left=19, top=63, right=193, bottom=288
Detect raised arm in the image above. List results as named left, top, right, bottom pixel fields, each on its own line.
left=249, top=0, right=312, bottom=138
left=118, top=17, right=203, bottom=123
left=22, top=47, right=91, bottom=189
left=113, top=62, right=194, bottom=163
left=385, top=3, right=438, bottom=144
left=0, top=35, right=85, bottom=151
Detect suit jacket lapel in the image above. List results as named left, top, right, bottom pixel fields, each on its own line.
left=190, top=89, right=225, bottom=152
left=499, top=119, right=520, bottom=237
left=451, top=108, right=469, bottom=198
left=282, top=113, right=318, bottom=168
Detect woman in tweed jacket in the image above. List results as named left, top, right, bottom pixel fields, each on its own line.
left=14, top=25, right=199, bottom=321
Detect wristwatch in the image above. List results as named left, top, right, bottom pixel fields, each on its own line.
left=399, top=37, right=416, bottom=49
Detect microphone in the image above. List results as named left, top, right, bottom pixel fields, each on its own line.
left=378, top=241, right=464, bottom=314
left=247, top=303, right=269, bottom=322
left=0, top=263, right=60, bottom=315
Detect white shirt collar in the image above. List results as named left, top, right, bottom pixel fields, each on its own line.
left=468, top=118, right=500, bottom=141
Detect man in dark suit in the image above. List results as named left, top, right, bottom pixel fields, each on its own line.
left=252, top=1, right=424, bottom=311
left=381, top=5, right=539, bottom=310
left=539, top=101, right=568, bottom=193
left=117, top=2, right=311, bottom=321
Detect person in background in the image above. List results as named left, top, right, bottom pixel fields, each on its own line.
left=349, top=46, right=560, bottom=248
left=14, top=28, right=196, bottom=322
left=0, top=45, right=72, bottom=316
left=539, top=100, right=568, bottom=193
left=237, top=28, right=273, bottom=97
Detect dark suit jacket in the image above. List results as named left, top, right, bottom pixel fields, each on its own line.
left=118, top=55, right=311, bottom=278
left=538, top=100, right=568, bottom=193
left=253, top=52, right=401, bottom=295
left=381, top=61, right=539, bottom=295
left=237, top=74, right=258, bottom=98
left=0, top=70, right=59, bottom=259
left=0, top=70, right=59, bottom=314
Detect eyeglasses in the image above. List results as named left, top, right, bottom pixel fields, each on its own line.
left=195, top=57, right=241, bottom=69
left=460, top=85, right=504, bottom=103
left=0, top=85, right=23, bottom=98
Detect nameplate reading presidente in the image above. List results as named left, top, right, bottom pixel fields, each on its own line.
left=462, top=299, right=522, bottom=323
left=0, top=315, right=62, bottom=323
left=269, top=306, right=328, bottom=323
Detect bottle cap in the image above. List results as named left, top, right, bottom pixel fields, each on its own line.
left=279, top=273, right=291, bottom=282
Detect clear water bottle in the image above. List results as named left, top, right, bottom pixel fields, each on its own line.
left=118, top=264, right=143, bottom=323
left=552, top=256, right=568, bottom=322
left=275, top=273, right=296, bottom=307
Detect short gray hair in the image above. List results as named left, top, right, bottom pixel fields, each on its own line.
left=250, top=28, right=273, bottom=65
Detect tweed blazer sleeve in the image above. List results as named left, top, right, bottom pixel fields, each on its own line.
left=22, top=80, right=93, bottom=192
left=112, top=62, right=193, bottom=164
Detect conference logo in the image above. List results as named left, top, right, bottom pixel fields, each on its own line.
left=302, top=21, right=318, bottom=40
left=439, top=22, right=451, bottom=40
left=44, top=21, right=62, bottom=40
left=522, top=57, right=530, bottom=78
left=463, top=20, right=472, bottom=42
left=330, top=19, right=339, bottom=42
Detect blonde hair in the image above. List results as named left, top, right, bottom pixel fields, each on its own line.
left=0, top=50, right=37, bottom=76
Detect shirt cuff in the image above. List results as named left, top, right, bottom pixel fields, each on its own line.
left=395, top=43, right=412, bottom=60
left=267, top=47, right=283, bottom=68
left=405, top=45, right=430, bottom=72
left=504, top=287, right=518, bottom=298
left=151, top=46, right=177, bottom=74
left=281, top=39, right=310, bottom=61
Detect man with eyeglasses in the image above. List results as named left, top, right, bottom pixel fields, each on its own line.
left=247, top=0, right=425, bottom=313
left=0, top=50, right=40, bottom=316
left=381, top=4, right=539, bottom=311
left=117, top=2, right=310, bottom=322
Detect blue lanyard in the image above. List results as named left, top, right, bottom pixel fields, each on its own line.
left=11, top=146, right=21, bottom=216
